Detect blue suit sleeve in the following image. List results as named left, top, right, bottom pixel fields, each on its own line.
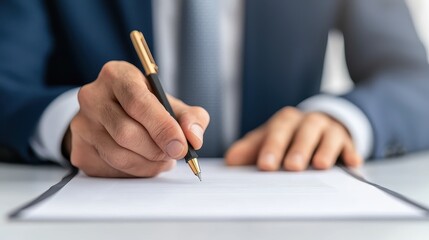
left=339, top=0, right=429, bottom=158
left=0, top=0, right=72, bottom=162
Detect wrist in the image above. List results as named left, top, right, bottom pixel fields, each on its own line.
left=30, top=88, right=79, bottom=166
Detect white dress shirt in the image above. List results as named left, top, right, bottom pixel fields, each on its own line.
left=30, top=0, right=373, bottom=165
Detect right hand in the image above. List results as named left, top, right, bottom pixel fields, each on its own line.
left=65, top=61, right=210, bottom=178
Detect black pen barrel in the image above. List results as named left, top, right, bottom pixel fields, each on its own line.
left=147, top=74, right=199, bottom=163
left=147, top=74, right=176, bottom=117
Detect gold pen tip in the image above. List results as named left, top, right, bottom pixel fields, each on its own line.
left=196, top=173, right=202, bottom=181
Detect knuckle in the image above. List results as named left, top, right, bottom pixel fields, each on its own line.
left=305, top=112, right=322, bottom=122
left=152, top=118, right=180, bottom=146
left=100, top=61, right=141, bottom=85
left=305, top=113, right=327, bottom=127
left=113, top=123, right=136, bottom=148
left=112, top=122, right=143, bottom=148
left=113, top=124, right=167, bottom=161
left=69, top=113, right=92, bottom=137
left=77, top=85, right=92, bottom=108
left=92, top=143, right=134, bottom=172
left=119, top=80, right=138, bottom=101
left=99, top=61, right=121, bottom=79
left=124, top=91, right=153, bottom=118
left=270, top=106, right=302, bottom=123
left=281, top=106, right=299, bottom=116
left=98, top=103, right=118, bottom=125
left=110, top=153, right=134, bottom=171
left=121, top=63, right=143, bottom=81
left=69, top=115, right=82, bottom=133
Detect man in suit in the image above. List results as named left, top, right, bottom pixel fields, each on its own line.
left=1, top=0, right=429, bottom=177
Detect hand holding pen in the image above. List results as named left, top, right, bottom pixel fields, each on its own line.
left=64, top=34, right=208, bottom=178
left=130, top=30, right=202, bottom=180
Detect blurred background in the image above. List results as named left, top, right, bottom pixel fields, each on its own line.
left=322, top=0, right=429, bottom=94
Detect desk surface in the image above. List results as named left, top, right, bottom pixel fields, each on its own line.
left=1, top=153, right=428, bottom=240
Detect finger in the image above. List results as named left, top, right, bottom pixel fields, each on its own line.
left=341, top=137, right=363, bottom=167
left=104, top=62, right=187, bottom=159
left=91, top=129, right=176, bottom=177
left=257, top=108, right=302, bottom=171
left=170, top=97, right=210, bottom=150
left=284, top=113, right=330, bottom=171
left=97, top=101, right=167, bottom=161
left=74, top=114, right=176, bottom=177
left=311, top=125, right=346, bottom=170
left=71, top=134, right=132, bottom=178
left=225, top=127, right=266, bottom=166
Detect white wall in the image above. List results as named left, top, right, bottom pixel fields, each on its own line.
left=321, top=0, right=429, bottom=94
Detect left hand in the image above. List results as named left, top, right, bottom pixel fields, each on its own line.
left=225, top=107, right=363, bottom=171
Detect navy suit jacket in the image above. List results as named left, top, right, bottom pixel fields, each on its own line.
left=1, top=0, right=429, bottom=162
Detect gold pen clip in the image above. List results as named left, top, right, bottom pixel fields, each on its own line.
left=130, top=30, right=158, bottom=75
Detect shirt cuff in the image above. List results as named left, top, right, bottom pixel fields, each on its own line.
left=30, top=88, right=80, bottom=166
left=297, top=94, right=373, bottom=159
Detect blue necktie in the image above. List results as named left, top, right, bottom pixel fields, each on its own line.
left=177, top=0, right=223, bottom=157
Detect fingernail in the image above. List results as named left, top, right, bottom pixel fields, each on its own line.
left=166, top=140, right=184, bottom=158
left=265, top=153, right=277, bottom=169
left=190, top=124, right=204, bottom=143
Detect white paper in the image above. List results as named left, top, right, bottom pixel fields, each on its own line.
left=19, top=159, right=426, bottom=220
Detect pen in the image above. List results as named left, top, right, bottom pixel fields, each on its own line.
left=130, top=30, right=202, bottom=181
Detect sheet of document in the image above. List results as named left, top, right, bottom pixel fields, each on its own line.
left=17, top=159, right=427, bottom=220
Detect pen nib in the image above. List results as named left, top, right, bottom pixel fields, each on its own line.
left=196, top=173, right=202, bottom=181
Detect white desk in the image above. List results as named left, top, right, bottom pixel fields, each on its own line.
left=1, top=152, right=428, bottom=240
